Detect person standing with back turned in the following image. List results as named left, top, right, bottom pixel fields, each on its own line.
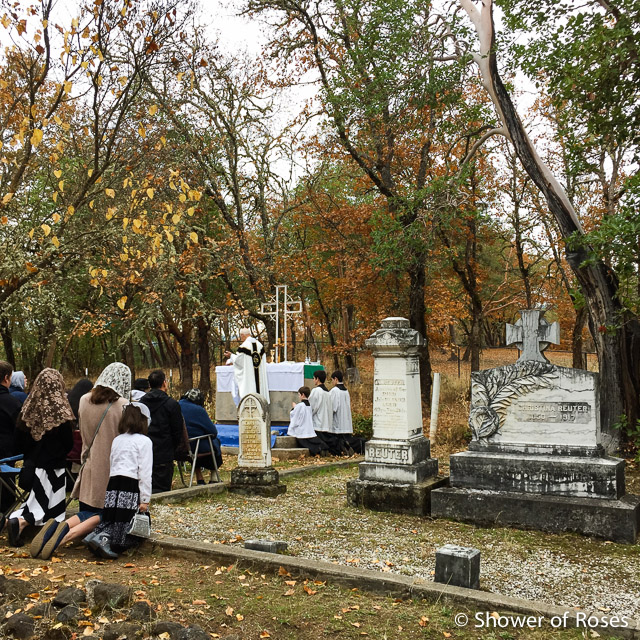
left=224, top=328, right=270, bottom=405
left=141, top=370, right=184, bottom=494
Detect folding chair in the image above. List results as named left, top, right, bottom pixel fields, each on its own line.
left=0, top=455, right=28, bottom=530
left=178, top=435, right=221, bottom=488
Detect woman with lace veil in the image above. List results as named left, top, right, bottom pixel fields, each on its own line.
left=6, top=369, right=75, bottom=547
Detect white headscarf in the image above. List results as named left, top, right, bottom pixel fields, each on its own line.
left=95, top=362, right=131, bottom=399
left=10, top=371, right=25, bottom=391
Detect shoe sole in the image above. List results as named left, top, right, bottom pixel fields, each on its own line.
left=40, top=522, right=69, bottom=560
left=29, top=518, right=56, bottom=558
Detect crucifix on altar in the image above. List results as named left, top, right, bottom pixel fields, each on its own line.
left=260, top=285, right=302, bottom=362
left=505, top=309, right=560, bottom=363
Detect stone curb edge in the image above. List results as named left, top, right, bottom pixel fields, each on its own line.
left=149, top=535, right=640, bottom=639
left=151, top=459, right=364, bottom=504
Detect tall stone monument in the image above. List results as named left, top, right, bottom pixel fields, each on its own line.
left=346, top=317, right=446, bottom=515
left=431, top=309, right=640, bottom=543
left=230, top=393, right=286, bottom=497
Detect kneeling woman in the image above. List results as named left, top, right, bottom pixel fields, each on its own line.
left=7, top=369, right=74, bottom=547
left=85, top=404, right=152, bottom=559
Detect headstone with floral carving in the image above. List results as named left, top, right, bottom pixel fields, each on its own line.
left=431, top=309, right=640, bottom=543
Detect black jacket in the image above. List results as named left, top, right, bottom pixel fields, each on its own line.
left=0, top=385, right=21, bottom=458
left=14, top=417, right=74, bottom=469
left=141, top=388, right=184, bottom=464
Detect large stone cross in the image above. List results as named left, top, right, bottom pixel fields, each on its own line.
left=506, top=309, right=560, bottom=363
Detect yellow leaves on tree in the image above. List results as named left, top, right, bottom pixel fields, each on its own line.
left=117, top=296, right=127, bottom=310
left=30, top=128, right=43, bottom=147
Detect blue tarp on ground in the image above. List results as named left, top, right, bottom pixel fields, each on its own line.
left=216, top=424, right=288, bottom=448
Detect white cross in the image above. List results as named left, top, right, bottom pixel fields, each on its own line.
left=506, top=309, right=560, bottom=363
left=260, top=284, right=302, bottom=362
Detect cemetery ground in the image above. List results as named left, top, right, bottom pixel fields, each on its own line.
left=0, top=462, right=637, bottom=639
left=1, top=349, right=637, bottom=639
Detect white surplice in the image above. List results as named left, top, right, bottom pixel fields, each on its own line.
left=229, top=337, right=270, bottom=405
left=308, top=385, right=333, bottom=432
left=330, top=385, right=353, bottom=434
left=287, top=401, right=316, bottom=439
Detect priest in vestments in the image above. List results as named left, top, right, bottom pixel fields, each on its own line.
left=224, top=328, right=270, bottom=406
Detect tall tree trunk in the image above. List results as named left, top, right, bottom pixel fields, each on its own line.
left=45, top=335, right=57, bottom=369
left=408, top=261, right=432, bottom=403
left=197, top=317, right=212, bottom=395
left=469, top=298, right=482, bottom=372
left=302, top=297, right=318, bottom=361
left=0, top=317, right=15, bottom=367
left=460, top=0, right=640, bottom=450
left=311, top=277, right=340, bottom=370
left=572, top=305, right=588, bottom=369
left=123, top=336, right=136, bottom=380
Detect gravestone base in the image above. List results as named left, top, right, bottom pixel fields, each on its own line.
left=229, top=467, right=287, bottom=497
left=346, top=475, right=448, bottom=516
left=271, top=448, right=309, bottom=461
left=431, top=487, right=640, bottom=544
left=358, top=458, right=438, bottom=484
left=450, top=451, right=625, bottom=499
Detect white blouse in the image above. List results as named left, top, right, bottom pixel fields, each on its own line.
left=109, top=432, right=153, bottom=502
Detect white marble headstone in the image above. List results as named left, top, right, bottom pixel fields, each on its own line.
left=238, top=393, right=271, bottom=468
left=366, top=317, right=423, bottom=442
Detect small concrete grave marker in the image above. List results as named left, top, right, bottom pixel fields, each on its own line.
left=431, top=309, right=640, bottom=543
left=346, top=317, right=446, bottom=515
left=434, top=544, right=480, bottom=590
left=230, top=394, right=286, bottom=497
left=244, top=540, right=288, bottom=554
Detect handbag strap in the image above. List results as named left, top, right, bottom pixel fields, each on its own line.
left=66, top=402, right=113, bottom=508
left=78, top=401, right=113, bottom=469
left=87, top=402, right=113, bottom=453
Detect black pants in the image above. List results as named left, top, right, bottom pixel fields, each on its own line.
left=152, top=462, right=174, bottom=494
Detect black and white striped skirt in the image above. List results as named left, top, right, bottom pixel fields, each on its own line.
left=10, top=467, right=67, bottom=525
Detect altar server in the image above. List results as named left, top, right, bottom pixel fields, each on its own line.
left=330, top=370, right=353, bottom=436
left=224, top=328, right=270, bottom=405
left=309, top=370, right=341, bottom=455
left=288, top=387, right=326, bottom=456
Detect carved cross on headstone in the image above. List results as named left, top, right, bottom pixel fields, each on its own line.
left=244, top=399, right=257, bottom=418
left=506, top=309, right=560, bottom=363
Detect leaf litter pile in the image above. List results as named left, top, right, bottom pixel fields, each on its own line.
left=154, top=465, right=640, bottom=619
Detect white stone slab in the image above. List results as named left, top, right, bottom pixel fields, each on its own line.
left=237, top=394, right=271, bottom=468
left=491, top=367, right=600, bottom=449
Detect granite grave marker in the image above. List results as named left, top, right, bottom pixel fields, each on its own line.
left=431, top=309, right=640, bottom=542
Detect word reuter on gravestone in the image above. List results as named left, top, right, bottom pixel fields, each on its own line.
left=346, top=317, right=446, bottom=515
left=229, top=393, right=286, bottom=497
left=431, top=309, right=640, bottom=543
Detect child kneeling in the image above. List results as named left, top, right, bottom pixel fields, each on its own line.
left=86, top=404, right=153, bottom=559
left=288, top=387, right=328, bottom=456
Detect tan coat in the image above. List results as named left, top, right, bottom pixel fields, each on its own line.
left=76, top=394, right=128, bottom=509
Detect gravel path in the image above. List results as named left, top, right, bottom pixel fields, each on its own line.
left=153, top=466, right=640, bottom=619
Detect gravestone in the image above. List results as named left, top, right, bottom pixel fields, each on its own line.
left=431, top=309, right=640, bottom=543
left=229, top=394, right=286, bottom=497
left=346, top=317, right=446, bottom=515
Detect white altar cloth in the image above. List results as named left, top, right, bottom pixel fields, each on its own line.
left=216, top=362, right=304, bottom=393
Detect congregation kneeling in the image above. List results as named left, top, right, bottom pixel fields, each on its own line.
left=2, top=362, right=157, bottom=562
